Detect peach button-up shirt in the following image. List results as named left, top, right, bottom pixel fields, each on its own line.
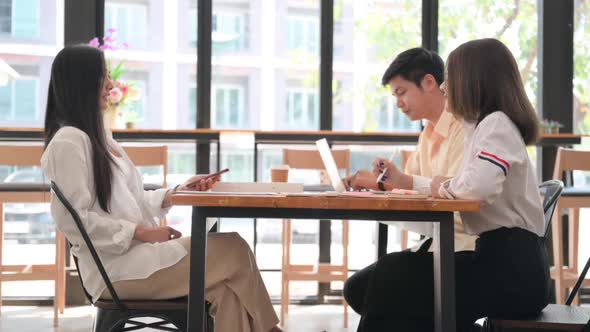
left=403, top=110, right=477, bottom=251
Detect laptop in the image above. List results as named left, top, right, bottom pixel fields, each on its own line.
left=315, top=138, right=347, bottom=193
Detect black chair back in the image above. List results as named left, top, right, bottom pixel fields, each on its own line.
left=50, top=181, right=126, bottom=310
left=539, top=179, right=564, bottom=239
left=566, top=253, right=590, bottom=306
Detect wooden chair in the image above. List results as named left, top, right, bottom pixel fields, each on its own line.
left=122, top=145, right=168, bottom=190
left=280, top=148, right=350, bottom=327
left=551, top=148, right=590, bottom=304
left=122, top=145, right=168, bottom=225
left=50, top=181, right=214, bottom=332
left=0, top=145, right=66, bottom=326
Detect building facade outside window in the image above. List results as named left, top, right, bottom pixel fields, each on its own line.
left=105, top=2, right=148, bottom=49
left=213, top=11, right=249, bottom=54
left=286, top=87, right=319, bottom=129
left=0, top=0, right=40, bottom=39
left=373, top=95, right=420, bottom=132
left=287, top=15, right=319, bottom=54
left=0, top=73, right=38, bottom=121
left=212, top=84, right=246, bottom=128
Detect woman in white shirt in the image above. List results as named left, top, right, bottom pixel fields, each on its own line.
left=41, top=45, right=281, bottom=332
left=356, top=39, right=550, bottom=332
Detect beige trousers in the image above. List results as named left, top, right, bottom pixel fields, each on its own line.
left=101, top=232, right=279, bottom=332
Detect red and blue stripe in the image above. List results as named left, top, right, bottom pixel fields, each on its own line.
left=477, top=151, right=510, bottom=176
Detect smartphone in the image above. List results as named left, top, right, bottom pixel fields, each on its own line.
left=202, top=168, right=230, bottom=180
left=184, top=168, right=230, bottom=189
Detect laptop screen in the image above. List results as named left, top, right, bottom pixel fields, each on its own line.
left=315, top=138, right=347, bottom=193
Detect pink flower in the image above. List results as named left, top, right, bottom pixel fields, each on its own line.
left=107, top=28, right=118, bottom=34
left=88, top=37, right=100, bottom=48
left=109, top=87, right=123, bottom=104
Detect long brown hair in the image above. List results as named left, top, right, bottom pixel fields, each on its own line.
left=446, top=38, right=539, bottom=144
left=44, top=45, right=116, bottom=212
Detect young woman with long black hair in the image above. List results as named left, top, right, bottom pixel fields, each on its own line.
left=41, top=45, right=282, bottom=332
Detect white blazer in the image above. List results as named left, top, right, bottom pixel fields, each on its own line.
left=41, top=126, right=187, bottom=302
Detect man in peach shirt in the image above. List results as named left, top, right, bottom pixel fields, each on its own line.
left=343, top=48, right=477, bottom=315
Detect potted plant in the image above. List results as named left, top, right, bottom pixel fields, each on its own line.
left=89, top=28, right=142, bottom=130
left=541, top=119, right=564, bottom=134
left=121, top=109, right=144, bottom=129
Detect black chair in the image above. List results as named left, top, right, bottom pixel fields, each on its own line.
left=473, top=180, right=590, bottom=331
left=50, top=181, right=213, bottom=332
left=539, top=180, right=566, bottom=238
left=482, top=254, right=590, bottom=331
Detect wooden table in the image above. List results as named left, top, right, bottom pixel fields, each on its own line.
left=171, top=193, right=480, bottom=332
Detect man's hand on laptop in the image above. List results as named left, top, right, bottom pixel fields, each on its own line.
left=346, top=170, right=382, bottom=191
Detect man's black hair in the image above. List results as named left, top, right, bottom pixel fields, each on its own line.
left=381, top=48, right=444, bottom=87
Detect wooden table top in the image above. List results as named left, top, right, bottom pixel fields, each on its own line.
left=171, top=192, right=481, bottom=212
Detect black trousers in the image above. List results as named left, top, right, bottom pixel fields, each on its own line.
left=344, top=227, right=550, bottom=332
left=344, top=238, right=432, bottom=314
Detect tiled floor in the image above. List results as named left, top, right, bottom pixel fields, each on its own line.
left=0, top=304, right=360, bottom=332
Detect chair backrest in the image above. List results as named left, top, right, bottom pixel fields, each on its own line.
left=0, top=145, right=44, bottom=166
left=539, top=179, right=564, bottom=238
left=553, top=148, right=590, bottom=181
left=50, top=181, right=126, bottom=309
left=566, top=253, right=590, bottom=306
left=123, top=145, right=168, bottom=187
left=282, top=148, right=350, bottom=173
left=282, top=148, right=350, bottom=186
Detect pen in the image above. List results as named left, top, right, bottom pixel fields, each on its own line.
left=375, top=154, right=395, bottom=184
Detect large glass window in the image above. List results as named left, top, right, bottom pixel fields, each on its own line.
left=104, top=0, right=199, bottom=131
left=439, top=0, right=538, bottom=107
left=105, top=2, right=148, bottom=49
left=332, top=0, right=422, bottom=132
left=0, top=0, right=59, bottom=300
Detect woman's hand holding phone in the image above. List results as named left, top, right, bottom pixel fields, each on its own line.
left=161, top=169, right=229, bottom=208
left=180, top=168, right=229, bottom=192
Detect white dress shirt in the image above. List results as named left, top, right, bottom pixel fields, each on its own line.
left=41, top=126, right=187, bottom=302
left=439, top=111, right=544, bottom=237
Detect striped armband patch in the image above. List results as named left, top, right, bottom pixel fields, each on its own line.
left=477, top=151, right=510, bottom=176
